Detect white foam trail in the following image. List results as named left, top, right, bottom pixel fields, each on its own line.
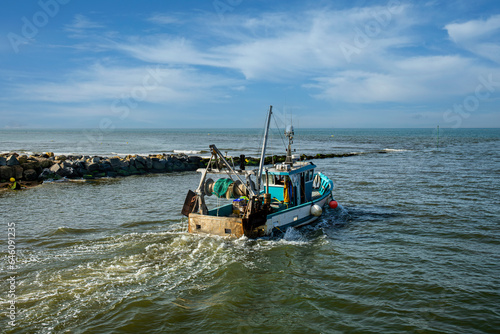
left=283, top=227, right=307, bottom=243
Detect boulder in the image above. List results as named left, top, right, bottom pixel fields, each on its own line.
left=152, top=160, right=166, bottom=170
left=128, top=165, right=140, bottom=175
left=39, top=159, right=53, bottom=168
left=135, top=155, right=147, bottom=166
left=73, top=161, right=85, bottom=170
left=109, top=157, right=127, bottom=169
left=145, top=158, right=153, bottom=170
left=172, top=160, right=185, bottom=172
left=91, top=156, right=100, bottom=163
left=134, top=160, right=145, bottom=170
left=55, top=155, right=67, bottom=161
left=50, top=163, right=62, bottom=174
left=6, top=155, right=19, bottom=166
left=21, top=161, right=40, bottom=170
left=0, top=166, right=13, bottom=180
left=188, top=156, right=202, bottom=165
left=23, top=169, right=38, bottom=181
left=0, top=157, right=6, bottom=166
left=12, top=165, right=23, bottom=180
left=109, top=157, right=121, bottom=168
left=62, top=160, right=74, bottom=168
left=76, top=168, right=88, bottom=177
left=106, top=171, right=117, bottom=177
left=87, top=163, right=100, bottom=172
left=38, top=168, right=53, bottom=180
left=62, top=167, right=78, bottom=178
left=99, top=162, right=113, bottom=172
left=18, top=155, right=28, bottom=164
left=117, top=169, right=130, bottom=177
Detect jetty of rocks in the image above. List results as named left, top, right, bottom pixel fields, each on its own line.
left=0, top=151, right=380, bottom=185
left=0, top=153, right=204, bottom=183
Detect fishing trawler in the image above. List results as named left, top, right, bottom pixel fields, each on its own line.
left=181, top=106, right=338, bottom=238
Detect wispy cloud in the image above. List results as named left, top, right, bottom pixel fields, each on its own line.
left=112, top=5, right=414, bottom=80
left=65, top=14, right=105, bottom=37
left=7, top=63, right=242, bottom=104
left=147, top=14, right=180, bottom=25
left=306, top=55, right=495, bottom=103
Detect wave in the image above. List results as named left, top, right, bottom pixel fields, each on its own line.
left=45, top=226, right=99, bottom=236
left=382, top=148, right=409, bottom=152
left=120, top=220, right=165, bottom=228
left=173, top=150, right=202, bottom=155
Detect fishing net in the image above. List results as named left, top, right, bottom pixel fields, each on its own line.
left=212, top=178, right=234, bottom=198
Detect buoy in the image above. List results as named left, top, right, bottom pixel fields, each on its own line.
left=329, top=200, right=338, bottom=209
left=10, top=177, right=15, bottom=182
left=311, top=204, right=323, bottom=217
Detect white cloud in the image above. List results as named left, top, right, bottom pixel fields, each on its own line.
left=445, top=15, right=500, bottom=63
left=65, top=14, right=104, bottom=32
left=445, top=14, right=500, bottom=43
left=148, top=14, right=180, bottom=25
left=112, top=5, right=414, bottom=80
left=6, top=63, right=243, bottom=106
left=307, top=55, right=499, bottom=103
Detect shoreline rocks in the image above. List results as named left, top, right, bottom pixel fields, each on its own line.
left=0, top=152, right=204, bottom=184
left=0, top=150, right=378, bottom=186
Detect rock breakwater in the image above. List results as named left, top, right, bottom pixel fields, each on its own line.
left=0, top=150, right=385, bottom=186
left=0, top=153, right=203, bottom=184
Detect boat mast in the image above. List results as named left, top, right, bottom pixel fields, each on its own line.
left=284, top=125, right=294, bottom=165
left=256, top=105, right=273, bottom=195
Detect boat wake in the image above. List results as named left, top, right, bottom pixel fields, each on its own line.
left=4, top=207, right=354, bottom=333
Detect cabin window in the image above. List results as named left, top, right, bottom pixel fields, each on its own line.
left=196, top=224, right=201, bottom=229
left=263, top=174, right=276, bottom=185
left=307, top=170, right=314, bottom=181
left=263, top=174, right=286, bottom=186
left=224, top=228, right=231, bottom=234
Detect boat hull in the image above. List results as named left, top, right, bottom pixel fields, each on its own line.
left=187, top=192, right=332, bottom=238
left=265, top=193, right=331, bottom=234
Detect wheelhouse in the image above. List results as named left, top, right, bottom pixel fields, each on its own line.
left=263, top=162, right=316, bottom=207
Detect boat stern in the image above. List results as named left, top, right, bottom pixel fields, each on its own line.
left=188, top=213, right=245, bottom=238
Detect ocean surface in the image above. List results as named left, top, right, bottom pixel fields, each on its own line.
left=1, top=128, right=499, bottom=333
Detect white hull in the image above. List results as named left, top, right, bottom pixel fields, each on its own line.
left=265, top=194, right=331, bottom=234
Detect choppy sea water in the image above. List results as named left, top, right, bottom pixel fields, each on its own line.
left=0, top=128, right=499, bottom=333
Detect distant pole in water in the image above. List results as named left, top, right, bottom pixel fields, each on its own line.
left=437, top=125, right=439, bottom=149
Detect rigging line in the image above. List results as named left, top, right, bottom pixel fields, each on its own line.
left=272, top=112, right=287, bottom=151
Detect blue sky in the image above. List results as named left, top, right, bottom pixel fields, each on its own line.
left=1, top=0, right=499, bottom=128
